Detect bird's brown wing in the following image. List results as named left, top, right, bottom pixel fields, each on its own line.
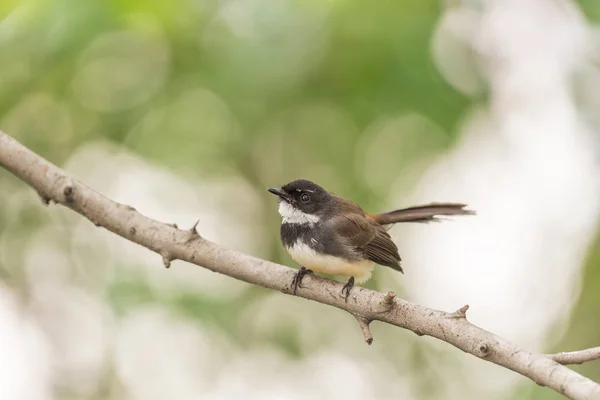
left=328, top=213, right=403, bottom=273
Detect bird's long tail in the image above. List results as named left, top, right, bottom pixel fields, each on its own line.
left=369, top=203, right=475, bottom=225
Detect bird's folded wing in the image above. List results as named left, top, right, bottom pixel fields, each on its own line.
left=328, top=214, right=403, bottom=273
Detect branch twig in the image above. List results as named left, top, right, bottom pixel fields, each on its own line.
left=1, top=130, right=599, bottom=400
left=354, top=315, right=373, bottom=345
left=550, top=347, right=600, bottom=366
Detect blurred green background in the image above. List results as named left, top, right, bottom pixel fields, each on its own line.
left=0, top=0, right=599, bottom=399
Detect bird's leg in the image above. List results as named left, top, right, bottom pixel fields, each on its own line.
left=341, top=276, right=355, bottom=302
left=291, top=266, right=313, bottom=295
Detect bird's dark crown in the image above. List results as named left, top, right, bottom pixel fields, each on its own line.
left=281, top=179, right=325, bottom=195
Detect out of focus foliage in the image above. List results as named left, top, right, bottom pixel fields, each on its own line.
left=0, top=0, right=472, bottom=283
left=0, top=1, right=598, bottom=400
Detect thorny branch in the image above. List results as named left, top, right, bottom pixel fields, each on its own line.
left=1, top=130, right=599, bottom=400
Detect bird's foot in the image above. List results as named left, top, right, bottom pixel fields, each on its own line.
left=341, top=276, right=355, bottom=303
left=291, top=266, right=313, bottom=295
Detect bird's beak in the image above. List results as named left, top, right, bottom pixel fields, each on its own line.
left=268, top=188, right=293, bottom=202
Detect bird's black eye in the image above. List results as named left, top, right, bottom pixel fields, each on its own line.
left=300, top=193, right=310, bottom=203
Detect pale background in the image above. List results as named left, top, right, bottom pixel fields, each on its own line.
left=0, top=0, right=599, bottom=399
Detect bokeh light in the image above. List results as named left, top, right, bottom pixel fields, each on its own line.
left=1, top=0, right=599, bottom=399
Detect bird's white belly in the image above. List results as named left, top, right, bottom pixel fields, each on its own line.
left=285, top=241, right=374, bottom=284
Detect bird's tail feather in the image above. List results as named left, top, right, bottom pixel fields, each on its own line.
left=370, top=203, right=475, bottom=225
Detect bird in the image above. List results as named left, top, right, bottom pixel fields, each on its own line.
left=268, top=179, right=474, bottom=301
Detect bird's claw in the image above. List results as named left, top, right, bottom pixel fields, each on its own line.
left=341, top=276, right=355, bottom=303
left=291, top=266, right=313, bottom=295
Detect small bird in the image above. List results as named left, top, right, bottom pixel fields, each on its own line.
left=268, top=179, right=474, bottom=301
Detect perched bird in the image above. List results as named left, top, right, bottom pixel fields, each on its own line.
left=268, top=179, right=474, bottom=301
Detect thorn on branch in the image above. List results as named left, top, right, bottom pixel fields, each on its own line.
left=186, top=220, right=202, bottom=244
left=354, top=315, right=373, bottom=345
left=161, top=252, right=173, bottom=269
left=189, top=220, right=200, bottom=235
left=450, top=304, right=470, bottom=319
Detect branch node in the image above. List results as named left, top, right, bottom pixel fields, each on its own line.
left=129, top=227, right=137, bottom=236
left=161, top=252, right=173, bottom=269
left=478, top=342, right=491, bottom=358
left=167, top=223, right=178, bottom=229
left=63, top=185, right=74, bottom=200
left=354, top=315, right=373, bottom=345
left=384, top=291, right=396, bottom=306
left=55, top=177, right=76, bottom=204
left=450, top=304, right=469, bottom=319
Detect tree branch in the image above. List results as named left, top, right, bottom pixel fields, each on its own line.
left=1, top=130, right=599, bottom=400
left=550, top=347, right=600, bottom=366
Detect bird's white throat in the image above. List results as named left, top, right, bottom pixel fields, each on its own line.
left=278, top=201, right=320, bottom=225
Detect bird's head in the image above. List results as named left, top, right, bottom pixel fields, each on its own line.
left=268, top=179, right=332, bottom=224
